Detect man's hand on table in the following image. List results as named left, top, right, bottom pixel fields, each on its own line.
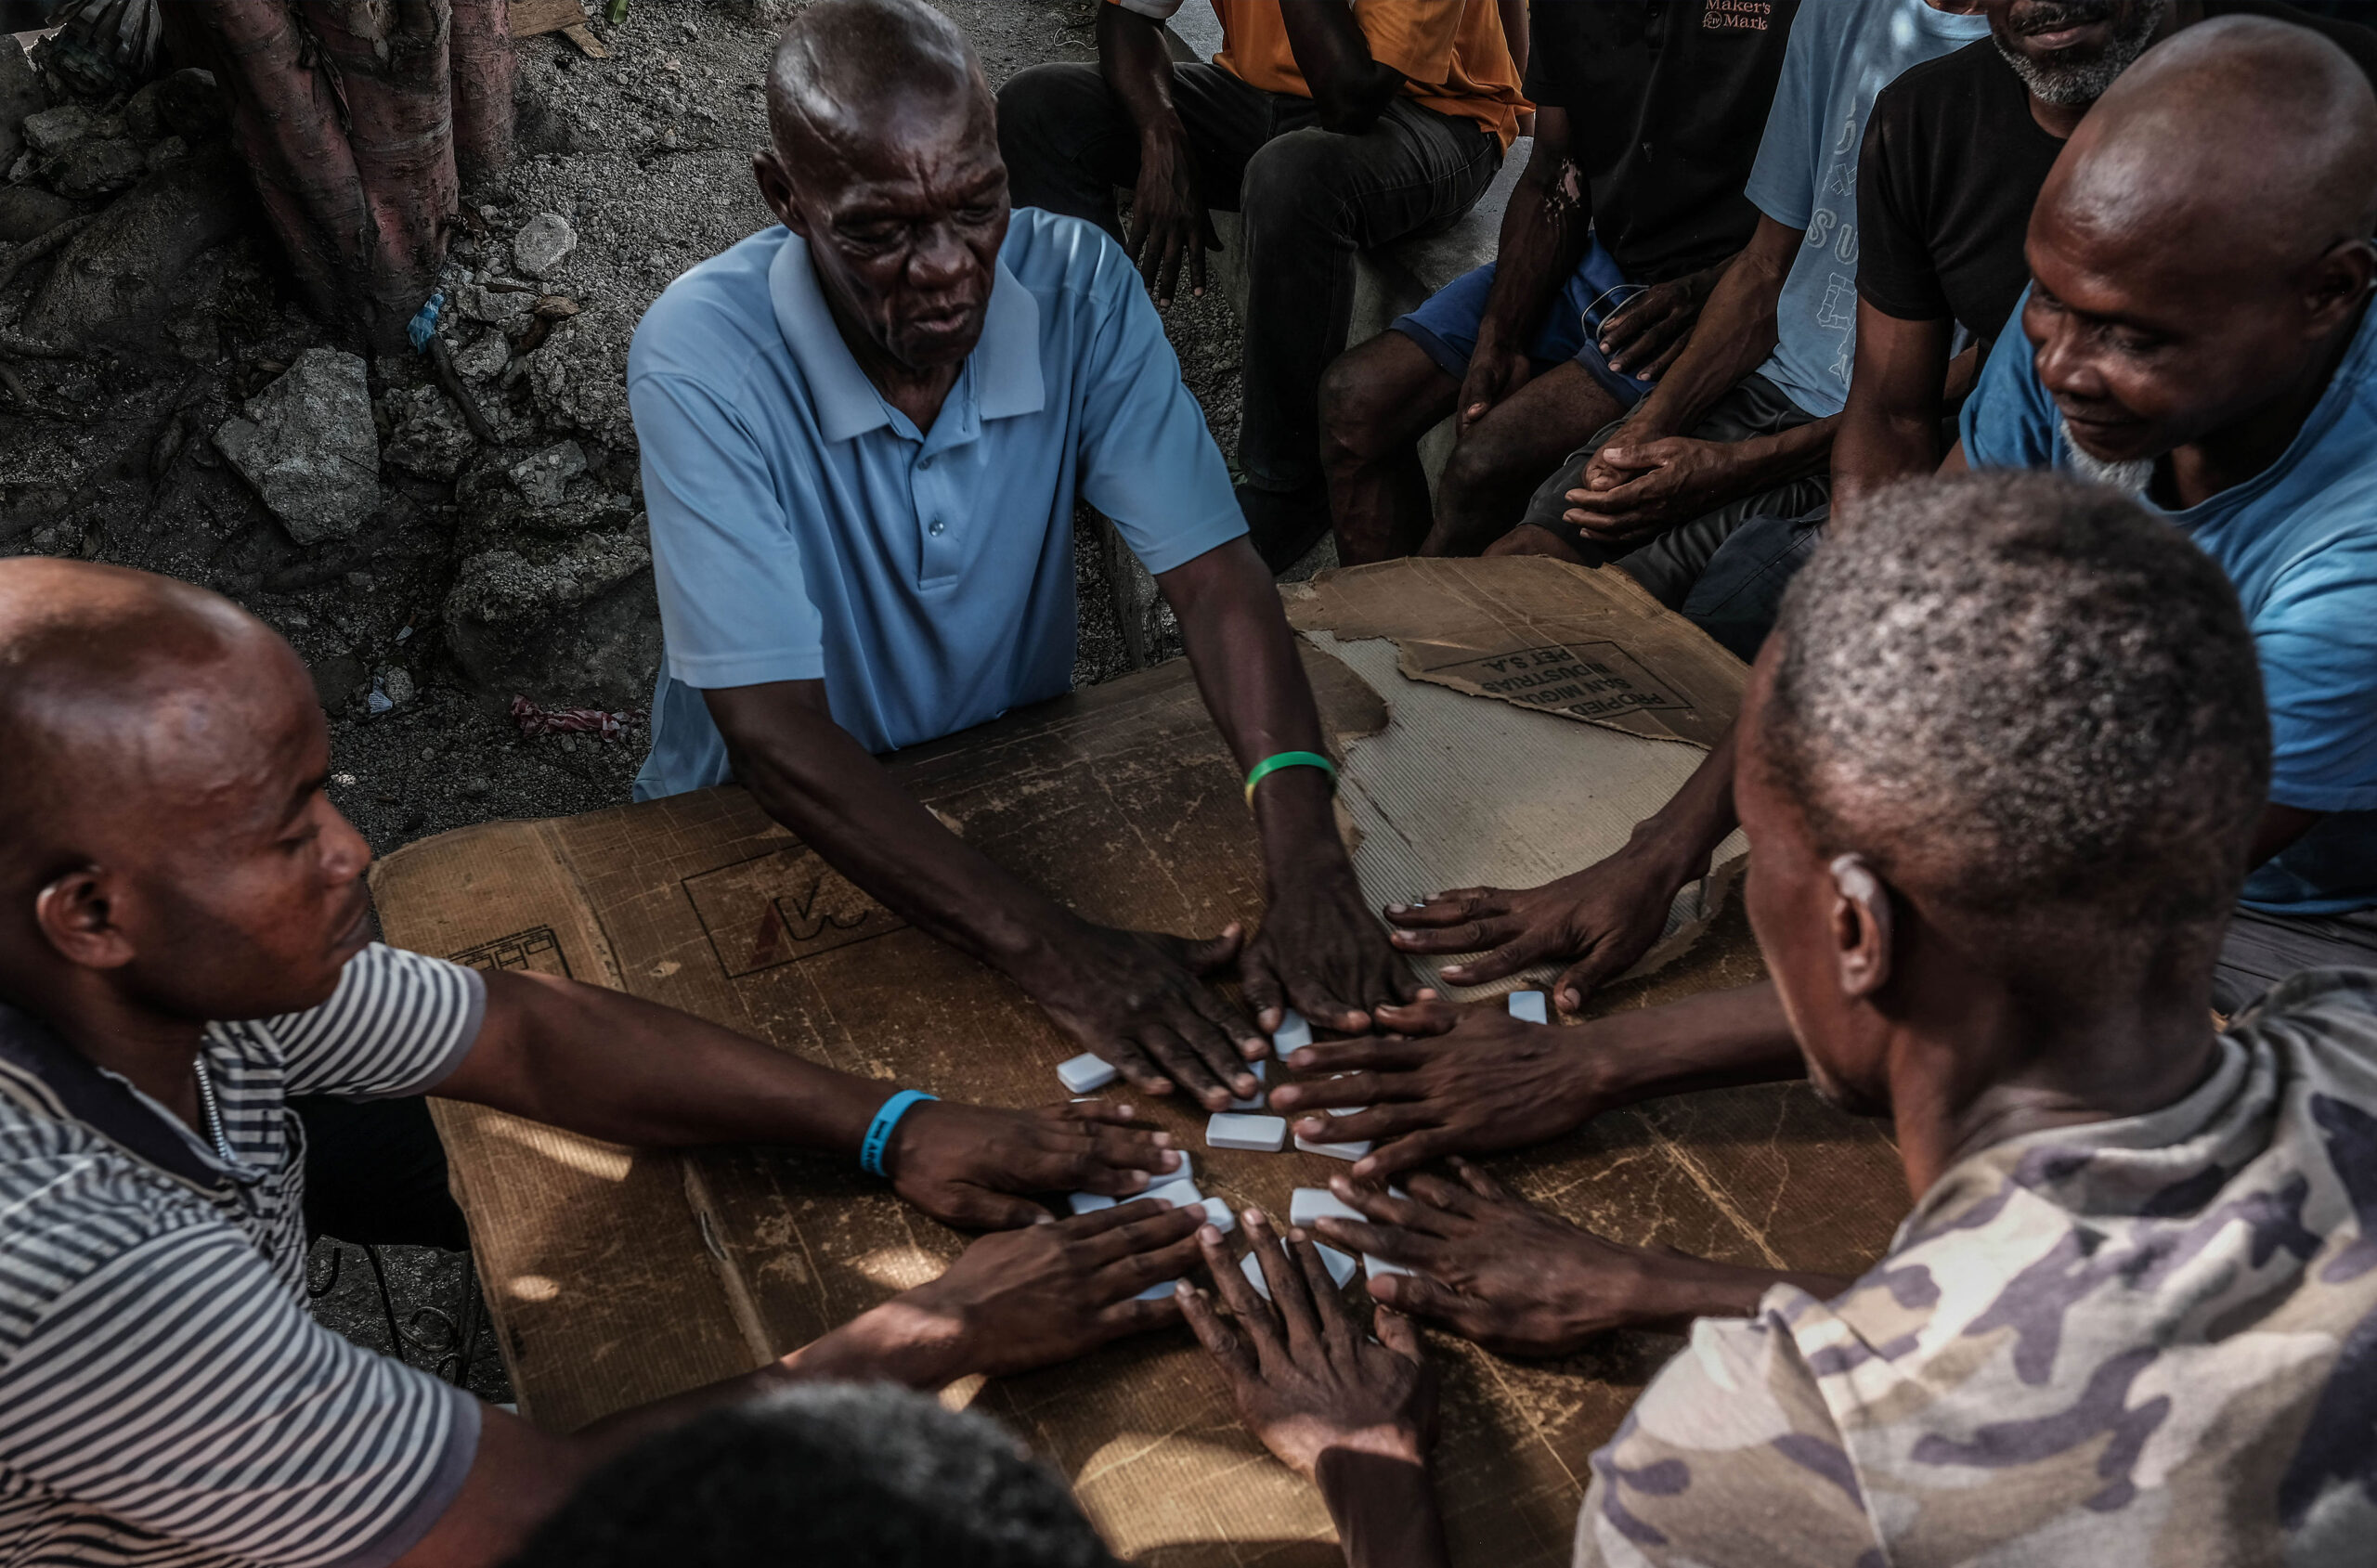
left=813, top=1198, right=1211, bottom=1385
left=1031, top=917, right=1269, bottom=1110
left=1266, top=1000, right=1618, bottom=1180
left=1315, top=1160, right=1847, bottom=1355
left=1178, top=1210, right=1439, bottom=1482
left=1383, top=835, right=1708, bottom=1012
left=887, top=1099, right=1186, bottom=1228
left=1242, top=855, right=1420, bottom=1040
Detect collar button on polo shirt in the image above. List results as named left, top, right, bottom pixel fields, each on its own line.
left=627, top=209, right=1244, bottom=799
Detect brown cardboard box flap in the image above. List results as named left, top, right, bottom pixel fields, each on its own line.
left=1284, top=557, right=1747, bottom=750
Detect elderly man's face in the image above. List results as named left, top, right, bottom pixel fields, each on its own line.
left=2020, top=201, right=2331, bottom=471
left=760, top=87, right=1010, bottom=373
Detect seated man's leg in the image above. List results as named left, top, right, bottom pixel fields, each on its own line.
left=1675, top=506, right=1830, bottom=661
left=1321, top=330, right=1459, bottom=565
left=293, top=1094, right=471, bottom=1251
left=1236, top=106, right=1503, bottom=570
left=995, top=63, right=1140, bottom=240
left=2212, top=906, right=2377, bottom=1016
left=1427, top=362, right=1629, bottom=557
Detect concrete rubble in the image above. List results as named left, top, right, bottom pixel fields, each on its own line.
left=214, top=348, right=383, bottom=545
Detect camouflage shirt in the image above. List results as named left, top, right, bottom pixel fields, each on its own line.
left=1576, top=968, right=2377, bottom=1567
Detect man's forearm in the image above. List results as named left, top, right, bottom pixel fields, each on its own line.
left=1163, top=543, right=1349, bottom=884
left=1098, top=4, right=1185, bottom=136
left=728, top=709, right=1085, bottom=991
left=1622, top=217, right=1794, bottom=440
left=1588, top=981, right=1805, bottom=1110
left=458, top=970, right=890, bottom=1152
left=1721, top=412, right=1839, bottom=493
left=1475, top=125, right=1591, bottom=356
left=1623, top=718, right=1742, bottom=886
left=1317, top=1450, right=1452, bottom=1568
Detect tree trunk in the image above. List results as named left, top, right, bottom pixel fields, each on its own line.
left=449, top=0, right=515, bottom=188
left=163, top=0, right=370, bottom=330
left=163, top=0, right=503, bottom=355
left=296, top=0, right=458, bottom=350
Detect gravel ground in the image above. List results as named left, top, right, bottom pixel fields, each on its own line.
left=299, top=0, right=1276, bottom=1401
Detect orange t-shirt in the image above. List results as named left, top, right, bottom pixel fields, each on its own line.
left=1113, top=0, right=1527, bottom=150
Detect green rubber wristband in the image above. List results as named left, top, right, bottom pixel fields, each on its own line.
left=1243, top=750, right=1337, bottom=808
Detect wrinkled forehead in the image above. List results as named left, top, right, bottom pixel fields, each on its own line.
left=773, top=70, right=998, bottom=195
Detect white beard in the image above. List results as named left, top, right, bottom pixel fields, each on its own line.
left=2059, top=416, right=2155, bottom=496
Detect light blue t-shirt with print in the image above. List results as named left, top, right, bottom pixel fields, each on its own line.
left=1963, top=297, right=2377, bottom=917
left=626, top=208, right=1244, bottom=800
left=1743, top=0, right=1990, bottom=418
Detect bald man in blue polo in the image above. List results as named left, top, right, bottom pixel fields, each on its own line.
left=627, top=0, right=1409, bottom=1107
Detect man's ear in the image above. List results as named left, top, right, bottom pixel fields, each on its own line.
left=34, top=866, right=137, bottom=971
left=752, top=148, right=806, bottom=236
left=2304, top=237, right=2376, bottom=336
left=1827, top=853, right=1894, bottom=1001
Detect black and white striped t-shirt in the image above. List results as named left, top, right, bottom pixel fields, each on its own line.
left=0, top=944, right=488, bottom=1568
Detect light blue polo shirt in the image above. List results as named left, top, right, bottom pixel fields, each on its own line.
left=1964, top=295, right=2377, bottom=917
left=1743, top=0, right=1990, bottom=418
left=629, top=208, right=1244, bottom=799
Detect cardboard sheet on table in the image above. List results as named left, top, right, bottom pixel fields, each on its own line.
left=374, top=640, right=1903, bottom=1568
left=1284, top=557, right=1746, bottom=749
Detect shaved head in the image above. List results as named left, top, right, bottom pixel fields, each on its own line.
left=0, top=559, right=370, bottom=1027
left=2044, top=17, right=2377, bottom=283
left=765, top=0, right=988, bottom=162
left=2017, top=15, right=2377, bottom=471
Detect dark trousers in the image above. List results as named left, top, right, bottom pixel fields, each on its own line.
left=998, top=61, right=1501, bottom=506
left=293, top=1094, right=472, bottom=1251
left=2214, top=906, right=2377, bottom=1017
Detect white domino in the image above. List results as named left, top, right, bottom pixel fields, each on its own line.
left=1057, top=1053, right=1118, bottom=1094
left=1069, top=1192, right=1116, bottom=1215
left=1326, top=1071, right=1365, bottom=1117
left=1507, top=991, right=1549, bottom=1024
left=1272, top=1009, right=1313, bottom=1056
left=1208, top=1113, right=1287, bottom=1151
left=1162, top=1151, right=1193, bottom=1185
left=1295, top=1134, right=1372, bottom=1161
left=1363, top=1254, right=1413, bottom=1280
left=1239, top=1243, right=1358, bottom=1300
left=1227, top=1057, right=1268, bottom=1111
left=1289, top=1186, right=1366, bottom=1226
left=1199, top=1196, right=1236, bottom=1233
left=1136, top=1278, right=1179, bottom=1301
left=1145, top=1176, right=1203, bottom=1211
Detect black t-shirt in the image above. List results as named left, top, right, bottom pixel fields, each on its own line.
left=1858, top=2, right=2377, bottom=346
left=1525, top=0, right=1801, bottom=284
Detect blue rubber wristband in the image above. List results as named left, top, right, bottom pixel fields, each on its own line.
left=861, top=1090, right=938, bottom=1178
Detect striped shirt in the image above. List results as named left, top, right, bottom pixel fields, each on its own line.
left=0, top=944, right=488, bottom=1568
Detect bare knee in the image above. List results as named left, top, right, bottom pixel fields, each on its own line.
left=1484, top=525, right=1589, bottom=564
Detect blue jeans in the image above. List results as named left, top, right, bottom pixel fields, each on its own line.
left=1389, top=244, right=1651, bottom=412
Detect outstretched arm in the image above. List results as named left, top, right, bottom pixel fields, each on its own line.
left=1161, top=539, right=1415, bottom=1034
left=706, top=680, right=1266, bottom=1109
left=435, top=966, right=1184, bottom=1229
left=1387, top=718, right=1742, bottom=1012
left=399, top=1199, right=1209, bottom=1568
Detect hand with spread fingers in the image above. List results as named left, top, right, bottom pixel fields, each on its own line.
left=888, top=1099, right=1188, bottom=1229
left=1240, top=861, right=1422, bottom=1043
left=1266, top=1000, right=1616, bottom=1181
left=1177, top=1209, right=1440, bottom=1481
left=1035, top=920, right=1270, bottom=1111
left=1383, top=846, right=1706, bottom=1012
left=1310, top=1162, right=1847, bottom=1357
left=894, top=1199, right=1209, bottom=1379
